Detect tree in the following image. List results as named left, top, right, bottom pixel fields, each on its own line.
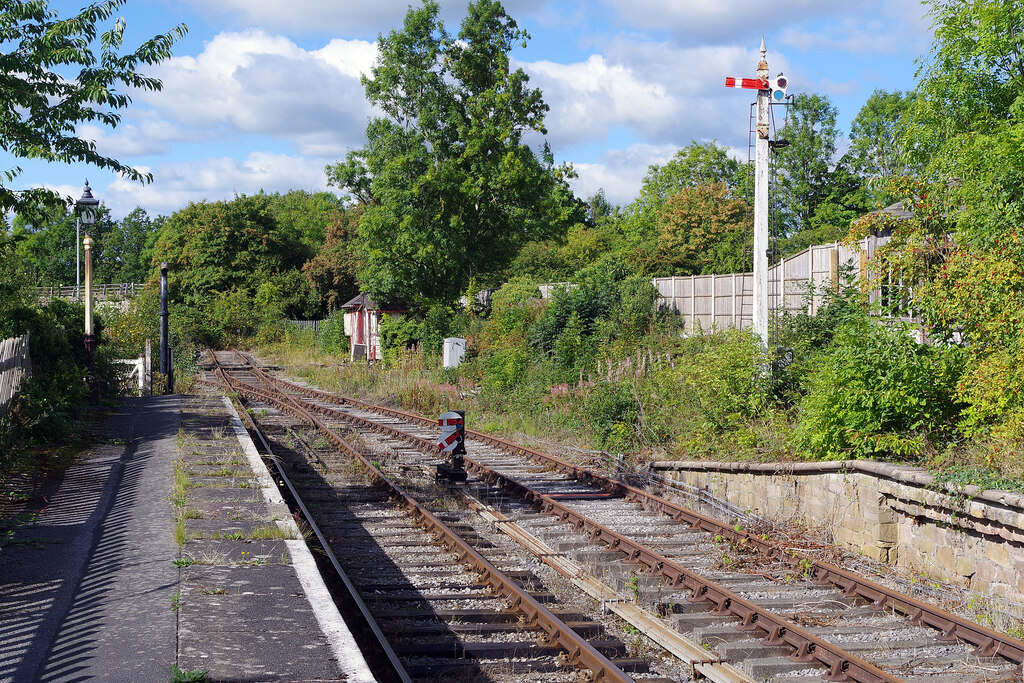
left=862, top=0, right=1024, bottom=455
left=848, top=89, right=918, bottom=206
left=302, top=206, right=362, bottom=311
left=150, top=194, right=316, bottom=343
left=623, top=140, right=741, bottom=241
left=96, top=206, right=159, bottom=283
left=646, top=182, right=749, bottom=276
left=327, top=0, right=582, bottom=307
left=267, top=190, right=345, bottom=254
left=585, top=189, right=615, bottom=226
left=0, top=0, right=186, bottom=215
left=12, top=202, right=115, bottom=285
left=908, top=0, right=1024, bottom=246
left=774, top=93, right=840, bottom=236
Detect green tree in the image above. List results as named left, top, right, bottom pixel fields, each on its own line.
left=623, top=140, right=741, bottom=241
left=774, top=93, right=840, bottom=235
left=96, top=206, right=159, bottom=283
left=327, top=0, right=582, bottom=307
left=645, top=182, right=750, bottom=276
left=150, top=194, right=316, bottom=343
left=0, top=0, right=186, bottom=214
left=302, top=205, right=362, bottom=311
left=12, top=202, right=115, bottom=286
left=848, top=89, right=918, bottom=206
left=862, top=0, right=1024, bottom=461
left=585, top=189, right=615, bottom=226
left=267, top=190, right=344, bottom=254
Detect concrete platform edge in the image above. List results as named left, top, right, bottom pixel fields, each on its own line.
left=221, top=396, right=377, bottom=683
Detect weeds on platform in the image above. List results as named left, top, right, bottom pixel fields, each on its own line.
left=170, top=664, right=210, bottom=683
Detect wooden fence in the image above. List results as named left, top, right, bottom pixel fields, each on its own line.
left=35, top=283, right=146, bottom=303
left=0, top=333, right=32, bottom=417
left=653, top=235, right=891, bottom=333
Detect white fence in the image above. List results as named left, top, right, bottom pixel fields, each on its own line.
left=0, top=333, right=32, bottom=417
left=653, top=235, right=890, bottom=333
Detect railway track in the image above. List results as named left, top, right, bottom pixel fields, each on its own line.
left=201, top=349, right=1024, bottom=682
left=202, top=350, right=673, bottom=682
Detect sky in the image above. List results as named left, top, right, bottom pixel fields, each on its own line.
left=11, top=0, right=935, bottom=219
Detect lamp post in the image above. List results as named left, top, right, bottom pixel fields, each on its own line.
left=76, top=180, right=99, bottom=299
left=79, top=180, right=100, bottom=403
left=83, top=233, right=99, bottom=403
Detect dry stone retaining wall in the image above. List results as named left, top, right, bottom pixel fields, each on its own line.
left=651, top=460, right=1024, bottom=604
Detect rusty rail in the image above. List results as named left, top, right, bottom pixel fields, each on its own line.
left=205, top=353, right=636, bottom=683
left=256, top=367, right=1024, bottom=664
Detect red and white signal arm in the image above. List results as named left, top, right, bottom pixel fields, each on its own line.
left=725, top=77, right=768, bottom=90
left=437, top=411, right=463, bottom=452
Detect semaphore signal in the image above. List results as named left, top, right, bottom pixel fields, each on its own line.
left=724, top=37, right=789, bottom=349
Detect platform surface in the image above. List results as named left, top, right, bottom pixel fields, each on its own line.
left=0, top=394, right=374, bottom=683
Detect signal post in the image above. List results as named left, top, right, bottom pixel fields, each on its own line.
left=725, top=38, right=787, bottom=348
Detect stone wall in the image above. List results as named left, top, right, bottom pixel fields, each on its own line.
left=651, top=460, right=1024, bottom=605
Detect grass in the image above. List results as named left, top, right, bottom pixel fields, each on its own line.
left=173, top=519, right=188, bottom=546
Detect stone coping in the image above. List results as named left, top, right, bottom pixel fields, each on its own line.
left=649, top=459, right=1024, bottom=512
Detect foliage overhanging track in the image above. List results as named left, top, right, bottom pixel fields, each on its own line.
left=223, top=351, right=1024, bottom=682
left=203, top=351, right=638, bottom=683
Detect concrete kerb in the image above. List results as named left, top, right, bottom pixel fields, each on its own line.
left=221, top=396, right=377, bottom=683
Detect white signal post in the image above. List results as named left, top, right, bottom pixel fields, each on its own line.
left=753, top=40, right=770, bottom=349
left=725, top=38, right=778, bottom=349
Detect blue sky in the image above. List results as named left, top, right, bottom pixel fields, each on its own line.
left=16, top=0, right=934, bottom=218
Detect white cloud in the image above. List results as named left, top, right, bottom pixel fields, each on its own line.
left=137, top=30, right=376, bottom=156
left=570, top=143, right=679, bottom=206
left=77, top=115, right=193, bottom=158
left=101, top=152, right=334, bottom=218
left=180, top=0, right=543, bottom=35
left=523, top=54, right=679, bottom=147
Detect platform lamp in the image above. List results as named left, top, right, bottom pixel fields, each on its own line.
left=75, top=180, right=99, bottom=299
left=78, top=181, right=100, bottom=404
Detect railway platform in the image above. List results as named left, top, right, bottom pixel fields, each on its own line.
left=0, top=393, right=375, bottom=683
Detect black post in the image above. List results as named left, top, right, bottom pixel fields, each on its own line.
left=160, top=262, right=169, bottom=392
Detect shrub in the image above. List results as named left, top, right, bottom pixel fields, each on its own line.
left=580, top=380, right=638, bottom=449
left=318, top=310, right=349, bottom=356
left=631, top=328, right=770, bottom=455
left=378, top=315, right=421, bottom=365
left=0, top=300, right=91, bottom=463
left=792, top=316, right=965, bottom=460
left=481, top=346, right=534, bottom=392
left=420, top=305, right=467, bottom=356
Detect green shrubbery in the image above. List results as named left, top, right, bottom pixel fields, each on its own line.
left=1, top=300, right=91, bottom=464
left=318, top=310, right=348, bottom=356
left=791, top=316, right=964, bottom=459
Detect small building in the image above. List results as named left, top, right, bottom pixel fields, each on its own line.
left=340, top=293, right=406, bottom=362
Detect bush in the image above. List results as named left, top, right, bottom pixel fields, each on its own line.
left=420, top=305, right=467, bottom=356
left=580, top=381, right=638, bottom=449
left=378, top=315, right=421, bottom=365
left=0, top=300, right=91, bottom=463
left=318, top=310, right=349, bottom=356
left=792, top=317, right=965, bottom=460
left=482, top=346, right=534, bottom=392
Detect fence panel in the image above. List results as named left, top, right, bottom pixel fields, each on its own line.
left=0, top=333, right=32, bottom=416
left=652, top=236, right=890, bottom=333
left=285, top=319, right=322, bottom=334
